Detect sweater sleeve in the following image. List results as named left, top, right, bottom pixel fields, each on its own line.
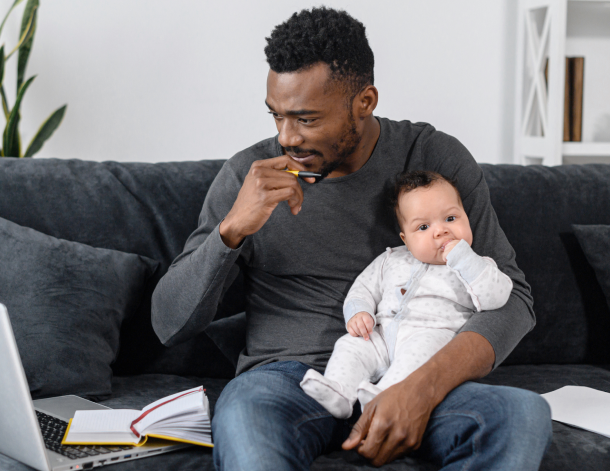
left=151, top=160, right=249, bottom=346
left=343, top=249, right=390, bottom=327
left=446, top=239, right=513, bottom=312
left=420, top=130, right=535, bottom=368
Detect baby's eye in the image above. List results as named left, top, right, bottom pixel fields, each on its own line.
left=418, top=224, right=429, bottom=231
left=446, top=216, right=456, bottom=222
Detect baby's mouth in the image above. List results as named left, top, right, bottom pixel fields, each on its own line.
left=440, top=239, right=454, bottom=252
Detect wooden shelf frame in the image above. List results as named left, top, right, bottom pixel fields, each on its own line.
left=514, top=0, right=610, bottom=165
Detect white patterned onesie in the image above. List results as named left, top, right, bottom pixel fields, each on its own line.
left=300, top=239, right=513, bottom=418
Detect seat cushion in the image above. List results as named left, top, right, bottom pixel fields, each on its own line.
left=3, top=366, right=610, bottom=470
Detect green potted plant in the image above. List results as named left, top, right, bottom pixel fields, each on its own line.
left=0, top=0, right=66, bottom=158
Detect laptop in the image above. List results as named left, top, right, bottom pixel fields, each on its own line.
left=0, top=303, right=190, bottom=470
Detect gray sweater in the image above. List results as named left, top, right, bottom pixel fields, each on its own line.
left=151, top=118, right=534, bottom=376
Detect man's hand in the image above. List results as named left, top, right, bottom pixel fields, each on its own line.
left=342, top=331, right=495, bottom=466
left=441, top=239, right=462, bottom=262
left=219, top=155, right=316, bottom=248
left=347, top=312, right=375, bottom=341
left=341, top=368, right=436, bottom=466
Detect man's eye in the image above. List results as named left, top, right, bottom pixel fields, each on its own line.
left=446, top=216, right=456, bottom=222
left=268, top=111, right=281, bottom=120
left=298, top=118, right=316, bottom=124
left=418, top=224, right=428, bottom=231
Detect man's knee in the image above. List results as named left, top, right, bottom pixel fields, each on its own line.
left=476, top=385, right=553, bottom=468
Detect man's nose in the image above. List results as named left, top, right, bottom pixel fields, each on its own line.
left=278, top=120, right=304, bottom=149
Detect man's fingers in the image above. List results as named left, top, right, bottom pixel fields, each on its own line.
left=368, top=428, right=412, bottom=467
left=356, top=412, right=389, bottom=461
left=342, top=405, right=374, bottom=450
left=268, top=187, right=303, bottom=214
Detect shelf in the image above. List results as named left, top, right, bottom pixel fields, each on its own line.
left=562, top=142, right=610, bottom=156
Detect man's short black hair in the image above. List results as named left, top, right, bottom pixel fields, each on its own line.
left=391, top=170, right=462, bottom=225
left=264, top=7, right=374, bottom=100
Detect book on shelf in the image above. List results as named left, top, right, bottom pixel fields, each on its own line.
left=548, top=57, right=585, bottom=142
left=570, top=57, right=584, bottom=142
left=62, top=386, right=212, bottom=448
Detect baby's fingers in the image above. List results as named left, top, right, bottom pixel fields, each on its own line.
left=356, top=319, right=370, bottom=341
left=364, top=314, right=375, bottom=333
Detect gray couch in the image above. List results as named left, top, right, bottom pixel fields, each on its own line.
left=1, top=157, right=610, bottom=470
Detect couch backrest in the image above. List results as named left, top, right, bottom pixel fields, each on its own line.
left=1, top=158, right=609, bottom=372
left=0, top=158, right=240, bottom=379
left=481, top=164, right=610, bottom=365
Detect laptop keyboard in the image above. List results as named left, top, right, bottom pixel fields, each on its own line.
left=36, top=411, right=134, bottom=460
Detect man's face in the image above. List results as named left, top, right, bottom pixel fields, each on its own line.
left=398, top=182, right=473, bottom=265
left=266, top=63, right=361, bottom=180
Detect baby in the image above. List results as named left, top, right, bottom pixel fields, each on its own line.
left=300, top=170, right=513, bottom=418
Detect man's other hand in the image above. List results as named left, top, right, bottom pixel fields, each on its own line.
left=220, top=155, right=316, bottom=249
left=341, top=370, right=435, bottom=466
left=347, top=312, right=375, bottom=341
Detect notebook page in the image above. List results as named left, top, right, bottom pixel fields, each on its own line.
left=70, top=410, right=139, bottom=433
left=135, top=389, right=205, bottom=434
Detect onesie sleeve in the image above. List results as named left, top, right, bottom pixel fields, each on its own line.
left=446, top=240, right=513, bottom=312
left=343, top=249, right=390, bottom=327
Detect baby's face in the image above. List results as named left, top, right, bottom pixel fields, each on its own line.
left=397, top=181, right=473, bottom=265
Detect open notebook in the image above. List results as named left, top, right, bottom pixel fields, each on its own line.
left=62, top=386, right=212, bottom=447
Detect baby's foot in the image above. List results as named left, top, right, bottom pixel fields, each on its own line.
left=357, top=380, right=382, bottom=410
left=300, top=369, right=354, bottom=419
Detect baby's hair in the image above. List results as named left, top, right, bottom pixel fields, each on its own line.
left=390, top=170, right=461, bottom=225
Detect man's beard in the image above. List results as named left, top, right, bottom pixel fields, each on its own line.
left=316, top=111, right=361, bottom=181
left=283, top=110, right=362, bottom=183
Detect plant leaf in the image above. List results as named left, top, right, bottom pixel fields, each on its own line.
left=24, top=104, right=66, bottom=157
left=6, top=5, right=37, bottom=60
left=17, top=0, right=38, bottom=90
left=0, top=0, right=25, bottom=38
left=0, top=86, right=10, bottom=119
left=3, top=75, right=34, bottom=157
left=0, top=45, right=4, bottom=86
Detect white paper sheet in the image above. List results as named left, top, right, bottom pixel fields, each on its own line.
left=541, top=386, right=610, bottom=438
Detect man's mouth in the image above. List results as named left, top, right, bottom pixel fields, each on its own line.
left=288, top=154, right=317, bottom=165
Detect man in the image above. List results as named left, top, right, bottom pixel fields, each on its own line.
left=152, top=7, right=552, bottom=470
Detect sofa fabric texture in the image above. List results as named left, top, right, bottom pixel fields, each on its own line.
left=1, top=158, right=610, bottom=470
left=0, top=215, right=158, bottom=399
left=572, top=224, right=610, bottom=312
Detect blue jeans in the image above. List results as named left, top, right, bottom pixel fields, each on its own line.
left=212, top=361, right=552, bottom=470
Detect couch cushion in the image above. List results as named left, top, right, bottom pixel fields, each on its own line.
left=481, top=164, right=610, bottom=365
left=573, top=224, right=610, bottom=312
left=0, top=158, right=243, bottom=378
left=3, top=367, right=609, bottom=471
left=0, top=216, right=157, bottom=399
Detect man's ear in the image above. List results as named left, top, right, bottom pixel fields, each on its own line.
left=354, top=85, right=378, bottom=119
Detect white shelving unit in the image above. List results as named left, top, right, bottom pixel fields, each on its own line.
left=514, top=0, right=610, bottom=165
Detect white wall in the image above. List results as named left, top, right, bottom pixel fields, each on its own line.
left=0, top=0, right=517, bottom=164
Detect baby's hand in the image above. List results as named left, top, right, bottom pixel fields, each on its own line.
left=347, top=312, right=375, bottom=341
left=441, top=239, right=462, bottom=262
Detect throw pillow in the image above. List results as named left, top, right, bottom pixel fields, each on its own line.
left=573, top=225, right=610, bottom=312
left=0, top=216, right=158, bottom=399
